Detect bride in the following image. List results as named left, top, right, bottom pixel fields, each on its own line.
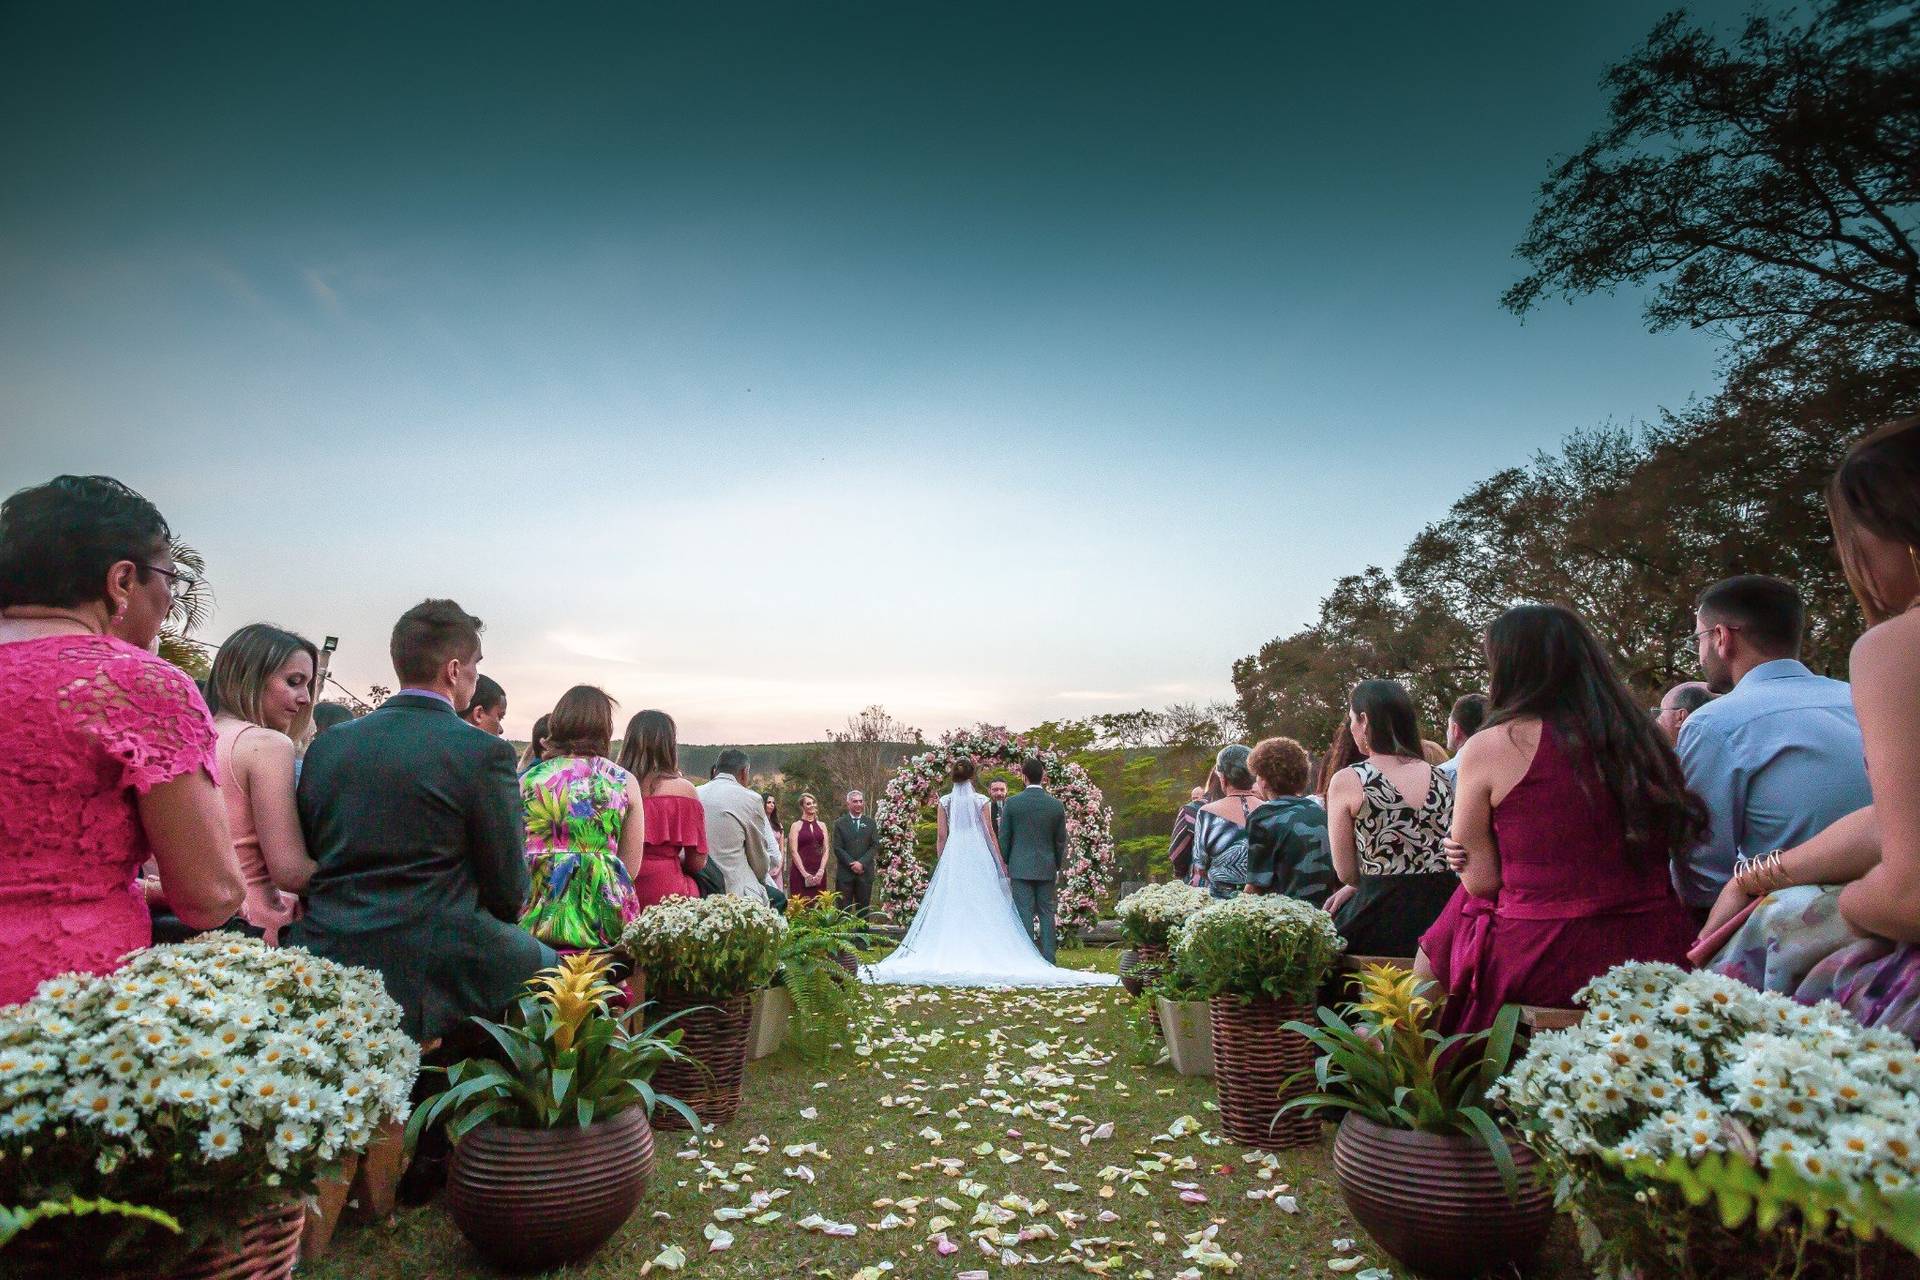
left=863, top=759, right=1116, bottom=988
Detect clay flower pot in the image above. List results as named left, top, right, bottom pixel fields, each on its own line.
left=447, top=1105, right=655, bottom=1271
left=1118, top=944, right=1168, bottom=997
left=1332, top=1112, right=1553, bottom=1279
left=1208, top=994, right=1318, bottom=1149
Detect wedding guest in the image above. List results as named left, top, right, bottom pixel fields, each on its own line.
left=518, top=713, right=553, bottom=773
left=1312, top=720, right=1363, bottom=802
left=461, top=674, right=507, bottom=735
left=763, top=792, right=788, bottom=905
left=785, top=793, right=833, bottom=905
left=695, top=749, right=772, bottom=906
left=1243, top=737, right=1336, bottom=908
left=616, top=709, right=709, bottom=908
left=288, top=599, right=551, bottom=1042
left=204, top=623, right=322, bottom=943
left=312, top=701, right=355, bottom=736
left=0, top=475, right=243, bottom=1001
left=764, top=792, right=785, bottom=861
left=1418, top=604, right=1704, bottom=1035
left=1192, top=745, right=1259, bottom=899
left=1674, top=575, right=1872, bottom=912
left=1438, top=693, right=1489, bottom=778
left=1170, top=778, right=1220, bottom=885
left=1325, top=681, right=1456, bottom=955
left=1702, top=416, right=1920, bottom=1036
left=519, top=686, right=644, bottom=949
left=1652, top=681, right=1715, bottom=746
left=833, top=790, right=878, bottom=920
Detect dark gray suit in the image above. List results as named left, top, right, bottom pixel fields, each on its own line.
left=286, top=693, right=553, bottom=1042
left=997, top=784, right=1068, bottom=962
left=832, top=812, right=877, bottom=920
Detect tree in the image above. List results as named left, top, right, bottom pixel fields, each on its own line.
left=818, top=705, right=924, bottom=813
left=1504, top=1, right=1920, bottom=384
left=156, top=539, right=212, bottom=680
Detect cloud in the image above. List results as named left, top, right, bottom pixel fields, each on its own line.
left=302, top=267, right=341, bottom=315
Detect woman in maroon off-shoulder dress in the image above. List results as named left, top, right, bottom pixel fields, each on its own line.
left=1417, top=604, right=1705, bottom=1036
left=616, top=709, right=708, bottom=908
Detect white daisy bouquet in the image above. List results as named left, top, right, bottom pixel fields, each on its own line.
left=618, top=894, right=786, bottom=1000
left=1497, top=963, right=1920, bottom=1276
left=0, top=934, right=417, bottom=1271
left=1115, top=881, right=1211, bottom=949
left=1170, top=893, right=1344, bottom=1003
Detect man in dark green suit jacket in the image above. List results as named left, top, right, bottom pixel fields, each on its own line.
left=286, top=600, right=552, bottom=1044
left=996, top=757, right=1068, bottom=962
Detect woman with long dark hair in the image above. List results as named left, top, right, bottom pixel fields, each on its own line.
left=1323, top=680, right=1456, bottom=954
left=615, top=709, right=709, bottom=909
left=1417, top=604, right=1704, bottom=1034
left=1312, top=719, right=1363, bottom=802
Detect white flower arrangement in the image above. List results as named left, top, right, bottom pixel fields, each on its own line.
left=1497, top=962, right=1920, bottom=1262
left=1169, top=893, right=1344, bottom=1002
left=0, top=934, right=417, bottom=1265
left=1115, top=881, right=1212, bottom=949
left=619, top=893, right=786, bottom=1000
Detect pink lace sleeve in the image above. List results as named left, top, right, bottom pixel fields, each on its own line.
left=64, top=644, right=221, bottom=794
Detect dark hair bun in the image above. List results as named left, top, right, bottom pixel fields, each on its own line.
left=949, top=758, right=976, bottom=783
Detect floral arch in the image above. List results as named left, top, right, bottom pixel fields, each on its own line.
left=874, top=727, right=1116, bottom=930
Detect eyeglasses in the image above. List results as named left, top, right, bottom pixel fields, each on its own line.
left=1682, top=622, right=1741, bottom=643
left=141, top=563, right=204, bottom=601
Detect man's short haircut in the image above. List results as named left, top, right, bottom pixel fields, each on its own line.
left=464, top=673, right=506, bottom=717
left=1449, top=692, right=1490, bottom=738
left=1020, top=757, right=1045, bottom=785
left=390, top=598, right=483, bottom=686
left=312, top=702, right=355, bottom=733
left=845, top=789, right=863, bottom=801
left=714, top=748, right=750, bottom=777
left=1697, top=575, right=1804, bottom=656
left=1248, top=737, right=1310, bottom=797
left=1671, top=684, right=1717, bottom=715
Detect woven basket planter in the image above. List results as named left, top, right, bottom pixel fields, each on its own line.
left=447, top=1105, right=654, bottom=1271
left=157, top=1200, right=305, bottom=1280
left=1208, top=994, right=1318, bottom=1150
left=1117, top=944, right=1169, bottom=998
left=650, top=990, right=754, bottom=1129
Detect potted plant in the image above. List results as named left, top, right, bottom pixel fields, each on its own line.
left=1171, top=894, right=1343, bottom=1150
left=0, top=935, right=417, bottom=1280
left=1150, top=962, right=1216, bottom=1078
left=1498, top=962, right=1920, bottom=1279
left=765, top=900, right=872, bottom=1060
left=1115, top=881, right=1210, bottom=998
left=1279, top=964, right=1551, bottom=1277
left=405, top=952, right=698, bottom=1271
left=618, top=894, right=785, bottom=1128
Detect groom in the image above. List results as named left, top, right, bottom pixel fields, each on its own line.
left=997, top=757, right=1068, bottom=962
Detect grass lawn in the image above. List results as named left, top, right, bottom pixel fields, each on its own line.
left=307, top=948, right=1583, bottom=1279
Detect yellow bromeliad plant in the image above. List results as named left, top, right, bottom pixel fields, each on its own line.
left=528, top=952, right=624, bottom=1052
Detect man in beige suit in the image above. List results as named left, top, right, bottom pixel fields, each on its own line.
left=696, top=749, right=772, bottom=906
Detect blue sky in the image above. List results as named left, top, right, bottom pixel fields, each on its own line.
left=0, top=2, right=1735, bottom=740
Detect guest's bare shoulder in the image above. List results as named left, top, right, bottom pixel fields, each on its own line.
left=653, top=774, right=699, bottom=800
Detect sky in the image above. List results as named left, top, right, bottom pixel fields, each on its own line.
left=0, top=2, right=1738, bottom=741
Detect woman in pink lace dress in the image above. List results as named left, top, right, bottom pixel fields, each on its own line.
left=0, top=476, right=244, bottom=1004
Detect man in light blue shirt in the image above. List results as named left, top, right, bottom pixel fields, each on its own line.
left=1675, top=576, right=1872, bottom=911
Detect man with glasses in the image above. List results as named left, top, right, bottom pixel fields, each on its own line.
left=1673, top=576, right=1871, bottom=916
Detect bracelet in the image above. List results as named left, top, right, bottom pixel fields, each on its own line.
left=1735, top=851, right=1791, bottom=897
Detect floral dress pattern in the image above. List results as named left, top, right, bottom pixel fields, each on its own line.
left=1707, top=884, right=1920, bottom=1040
left=518, top=755, right=641, bottom=949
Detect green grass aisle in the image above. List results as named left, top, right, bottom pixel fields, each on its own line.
left=307, top=949, right=1580, bottom=1278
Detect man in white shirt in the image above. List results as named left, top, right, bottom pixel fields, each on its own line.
left=695, top=749, right=773, bottom=906
left=1437, top=692, right=1488, bottom=779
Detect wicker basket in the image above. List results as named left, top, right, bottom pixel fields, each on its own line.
left=1117, top=944, right=1169, bottom=998
left=158, top=1200, right=305, bottom=1280
left=649, top=989, right=754, bottom=1129
left=1208, top=994, right=1318, bottom=1150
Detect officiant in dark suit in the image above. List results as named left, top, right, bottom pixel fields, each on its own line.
left=988, top=779, right=1008, bottom=840
left=997, top=758, right=1069, bottom=962
left=832, top=790, right=878, bottom=924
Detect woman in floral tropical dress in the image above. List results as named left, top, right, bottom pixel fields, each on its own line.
left=518, top=686, right=645, bottom=950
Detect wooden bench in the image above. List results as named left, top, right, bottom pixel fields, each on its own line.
left=1516, top=1005, right=1584, bottom=1031
left=1336, top=954, right=1415, bottom=974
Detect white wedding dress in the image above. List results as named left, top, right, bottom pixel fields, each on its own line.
left=862, top=781, right=1117, bottom=988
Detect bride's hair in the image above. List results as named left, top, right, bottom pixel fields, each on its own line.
left=949, top=757, right=976, bottom=784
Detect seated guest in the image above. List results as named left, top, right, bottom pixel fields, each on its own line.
left=311, top=701, right=356, bottom=736
left=695, top=749, right=773, bottom=906
left=1325, top=680, right=1456, bottom=955
left=1312, top=720, right=1363, bottom=804
left=1438, top=692, right=1489, bottom=778
left=1192, top=745, right=1259, bottom=899
left=204, top=623, right=322, bottom=943
left=1419, top=604, right=1703, bottom=1035
left=461, top=673, right=507, bottom=735
left=288, top=599, right=551, bottom=1043
left=1675, top=575, right=1871, bottom=913
left=1703, top=416, right=1920, bottom=1037
left=1242, top=737, right=1336, bottom=908
left=518, top=685, right=644, bottom=949
left=616, top=709, right=709, bottom=908
left=785, top=793, right=834, bottom=905
left=518, top=712, right=553, bottom=774
left=1169, top=777, right=1218, bottom=886
left=1652, top=680, right=1714, bottom=746
left=0, top=475, right=243, bottom=1001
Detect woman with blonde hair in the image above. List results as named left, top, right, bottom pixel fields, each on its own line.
left=202, top=622, right=320, bottom=943
left=786, top=793, right=832, bottom=905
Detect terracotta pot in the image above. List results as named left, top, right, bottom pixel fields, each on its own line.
left=834, top=948, right=862, bottom=977
left=156, top=1200, right=305, bottom=1280
left=300, top=1152, right=359, bottom=1261
left=1208, top=994, right=1318, bottom=1150
left=749, top=985, right=793, bottom=1061
left=1332, top=1112, right=1553, bottom=1279
left=649, top=990, right=754, bottom=1129
left=1156, top=997, right=1214, bottom=1077
left=348, top=1118, right=407, bottom=1221
left=1118, top=944, right=1169, bottom=997
left=447, top=1105, right=655, bottom=1271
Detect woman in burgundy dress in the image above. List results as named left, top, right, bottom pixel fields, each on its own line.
left=786, top=794, right=832, bottom=905
left=616, top=709, right=708, bottom=909
left=1417, top=604, right=1706, bottom=1035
